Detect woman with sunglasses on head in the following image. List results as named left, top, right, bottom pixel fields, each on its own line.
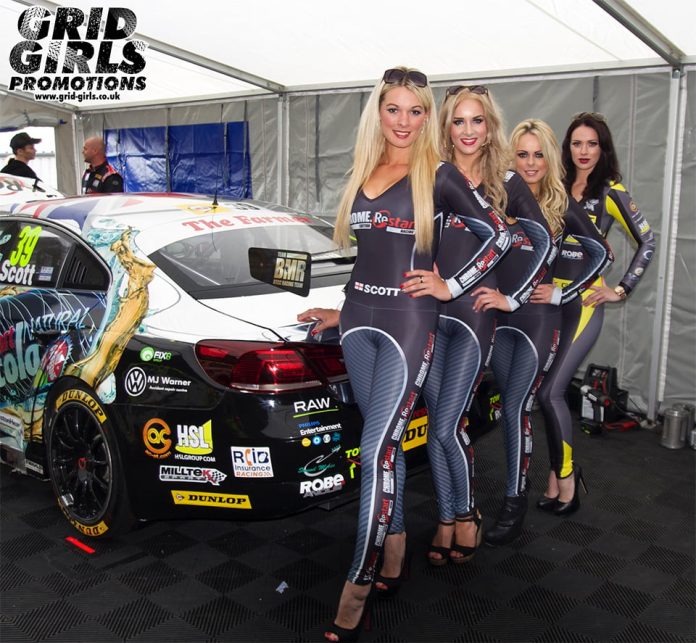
left=414, top=84, right=555, bottom=558
left=510, top=119, right=614, bottom=516
left=527, top=112, right=655, bottom=512
left=310, top=68, right=509, bottom=642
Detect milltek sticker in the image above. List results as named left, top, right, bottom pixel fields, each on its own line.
left=159, top=466, right=226, bottom=486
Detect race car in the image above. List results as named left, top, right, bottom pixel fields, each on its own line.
left=0, top=172, right=63, bottom=206
left=0, top=188, right=500, bottom=538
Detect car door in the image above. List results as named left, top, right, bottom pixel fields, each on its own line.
left=0, top=217, right=109, bottom=455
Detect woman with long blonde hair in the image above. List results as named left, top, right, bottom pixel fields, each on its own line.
left=300, top=68, right=510, bottom=642
left=412, top=85, right=554, bottom=560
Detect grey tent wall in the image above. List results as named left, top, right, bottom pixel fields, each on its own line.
left=64, top=66, right=695, bottom=412
left=663, top=70, right=695, bottom=409
left=285, top=70, right=694, bottom=413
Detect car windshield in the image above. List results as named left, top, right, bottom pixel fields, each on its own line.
left=150, top=220, right=356, bottom=295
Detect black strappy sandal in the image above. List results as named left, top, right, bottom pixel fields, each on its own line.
left=374, top=550, right=410, bottom=598
left=450, top=509, right=482, bottom=564
left=324, top=593, right=372, bottom=642
left=427, top=520, right=455, bottom=567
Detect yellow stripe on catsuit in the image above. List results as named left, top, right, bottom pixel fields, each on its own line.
left=552, top=274, right=605, bottom=478
left=553, top=275, right=605, bottom=343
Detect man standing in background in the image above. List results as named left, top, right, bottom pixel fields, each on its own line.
left=1, top=132, right=41, bottom=180
left=81, top=137, right=124, bottom=194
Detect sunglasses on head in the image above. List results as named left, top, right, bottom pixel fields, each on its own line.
left=446, top=84, right=488, bottom=97
left=572, top=111, right=606, bottom=122
left=382, top=68, right=428, bottom=88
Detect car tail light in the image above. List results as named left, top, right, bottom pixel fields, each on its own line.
left=195, top=340, right=347, bottom=392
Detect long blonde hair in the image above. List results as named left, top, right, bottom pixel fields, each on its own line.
left=439, top=86, right=508, bottom=215
left=509, top=119, right=567, bottom=237
left=334, top=67, right=441, bottom=254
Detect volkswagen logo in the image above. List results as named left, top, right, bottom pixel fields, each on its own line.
left=124, top=366, right=147, bottom=397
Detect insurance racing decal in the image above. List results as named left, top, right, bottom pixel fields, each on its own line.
left=230, top=446, right=273, bottom=478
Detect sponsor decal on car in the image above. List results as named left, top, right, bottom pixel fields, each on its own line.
left=344, top=447, right=360, bottom=479
left=140, top=346, right=172, bottom=362
left=39, top=338, right=71, bottom=383
left=143, top=417, right=172, bottom=459
left=297, top=421, right=342, bottom=437
left=230, top=446, right=273, bottom=478
left=170, top=490, right=251, bottom=509
left=272, top=251, right=307, bottom=290
left=297, top=445, right=340, bottom=478
left=175, top=420, right=213, bottom=455
left=0, top=225, right=42, bottom=286
left=0, top=409, right=23, bottom=433
left=55, top=390, right=107, bottom=423
left=299, top=473, right=345, bottom=498
left=180, top=213, right=311, bottom=234
left=293, top=397, right=338, bottom=418
left=0, top=323, right=41, bottom=388
left=402, top=410, right=428, bottom=452
left=159, top=465, right=227, bottom=486
left=124, top=366, right=147, bottom=396
left=0, top=260, right=37, bottom=285
left=124, top=366, right=191, bottom=397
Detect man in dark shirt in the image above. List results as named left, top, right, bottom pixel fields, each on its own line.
left=81, top=137, right=124, bottom=194
left=1, top=132, right=41, bottom=180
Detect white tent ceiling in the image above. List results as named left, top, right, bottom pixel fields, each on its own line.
left=1, top=0, right=695, bottom=110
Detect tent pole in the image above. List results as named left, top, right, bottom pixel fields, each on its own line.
left=73, top=114, right=84, bottom=195
left=647, top=69, right=687, bottom=421
left=277, top=94, right=289, bottom=206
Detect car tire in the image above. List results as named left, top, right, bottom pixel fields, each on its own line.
left=45, top=381, right=134, bottom=538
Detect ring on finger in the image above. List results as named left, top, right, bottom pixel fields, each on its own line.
left=420, top=276, right=424, bottom=283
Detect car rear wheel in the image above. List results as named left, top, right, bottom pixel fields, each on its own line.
left=46, top=382, right=133, bottom=538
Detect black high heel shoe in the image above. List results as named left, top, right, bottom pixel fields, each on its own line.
left=450, top=509, right=482, bottom=564
left=553, top=466, right=588, bottom=516
left=427, top=520, right=455, bottom=567
left=373, top=550, right=410, bottom=598
left=324, top=592, right=373, bottom=642
left=536, top=495, right=559, bottom=512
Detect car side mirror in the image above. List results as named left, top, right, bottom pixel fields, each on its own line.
left=248, top=247, right=312, bottom=297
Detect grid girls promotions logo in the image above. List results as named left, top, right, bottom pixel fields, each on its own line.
left=8, top=6, right=147, bottom=103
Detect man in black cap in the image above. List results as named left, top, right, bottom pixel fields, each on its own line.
left=81, top=136, right=123, bottom=194
left=1, top=132, right=41, bottom=179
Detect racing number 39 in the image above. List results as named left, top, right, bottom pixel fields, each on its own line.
left=9, top=225, right=42, bottom=267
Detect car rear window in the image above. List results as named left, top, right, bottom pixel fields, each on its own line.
left=149, top=221, right=356, bottom=297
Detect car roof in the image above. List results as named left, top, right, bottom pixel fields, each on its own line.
left=4, top=193, right=329, bottom=253
left=0, top=172, right=63, bottom=205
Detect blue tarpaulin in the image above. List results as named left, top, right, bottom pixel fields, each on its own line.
left=105, top=122, right=251, bottom=197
